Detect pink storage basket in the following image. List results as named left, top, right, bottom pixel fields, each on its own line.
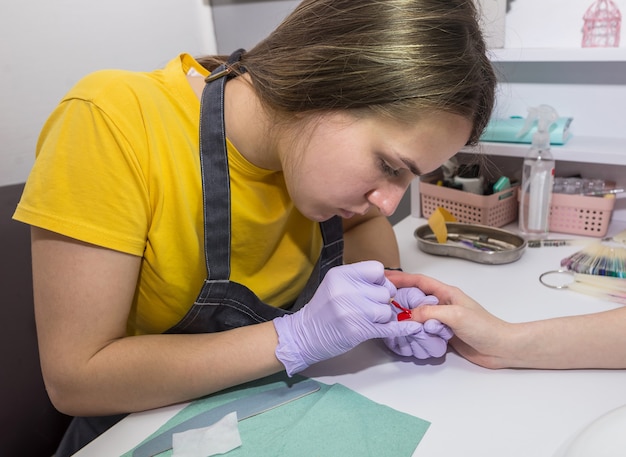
left=419, top=181, right=518, bottom=227
left=549, top=193, right=615, bottom=237
left=420, top=181, right=616, bottom=237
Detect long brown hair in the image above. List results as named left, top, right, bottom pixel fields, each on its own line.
left=197, top=0, right=495, bottom=145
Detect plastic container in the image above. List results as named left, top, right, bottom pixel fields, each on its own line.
left=518, top=105, right=557, bottom=238
left=419, top=181, right=518, bottom=227
left=549, top=193, right=616, bottom=237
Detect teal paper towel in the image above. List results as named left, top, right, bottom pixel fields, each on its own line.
left=125, top=373, right=430, bottom=457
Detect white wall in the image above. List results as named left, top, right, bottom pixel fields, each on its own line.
left=0, top=0, right=217, bottom=186
left=211, top=0, right=299, bottom=53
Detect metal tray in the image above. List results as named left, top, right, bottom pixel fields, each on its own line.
left=414, top=223, right=527, bottom=265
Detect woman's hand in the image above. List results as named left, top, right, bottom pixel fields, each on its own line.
left=273, top=261, right=428, bottom=375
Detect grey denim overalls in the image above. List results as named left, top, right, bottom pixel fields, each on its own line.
left=55, top=49, right=343, bottom=456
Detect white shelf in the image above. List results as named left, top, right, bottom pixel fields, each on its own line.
left=488, top=47, right=626, bottom=63
left=463, top=136, right=626, bottom=166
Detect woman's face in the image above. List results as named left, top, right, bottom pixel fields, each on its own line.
left=281, top=110, right=473, bottom=222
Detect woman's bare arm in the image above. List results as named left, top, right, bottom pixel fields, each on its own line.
left=32, top=228, right=284, bottom=416
left=342, top=208, right=400, bottom=268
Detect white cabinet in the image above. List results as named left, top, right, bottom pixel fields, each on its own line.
left=489, top=47, right=626, bottom=62
left=467, top=137, right=626, bottom=166
left=411, top=47, right=626, bottom=225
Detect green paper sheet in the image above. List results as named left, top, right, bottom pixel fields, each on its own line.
left=125, top=373, right=430, bottom=457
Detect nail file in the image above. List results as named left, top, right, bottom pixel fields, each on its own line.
left=132, top=380, right=320, bottom=457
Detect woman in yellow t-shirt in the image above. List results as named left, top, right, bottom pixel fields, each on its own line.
left=13, top=0, right=495, bottom=453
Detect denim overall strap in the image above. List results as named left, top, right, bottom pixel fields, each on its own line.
left=292, top=216, right=343, bottom=309
left=199, top=49, right=243, bottom=281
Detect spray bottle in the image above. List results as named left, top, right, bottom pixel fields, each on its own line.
left=518, top=104, right=558, bottom=238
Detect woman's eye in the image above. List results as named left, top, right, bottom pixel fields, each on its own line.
left=380, top=160, right=401, bottom=177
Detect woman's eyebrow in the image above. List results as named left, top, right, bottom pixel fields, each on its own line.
left=399, top=156, right=422, bottom=176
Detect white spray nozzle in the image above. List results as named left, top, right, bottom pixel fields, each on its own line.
left=516, top=104, right=559, bottom=139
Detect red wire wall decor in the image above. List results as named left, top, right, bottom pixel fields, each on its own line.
left=582, top=0, right=622, bottom=47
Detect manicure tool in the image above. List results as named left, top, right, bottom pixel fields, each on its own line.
left=391, top=300, right=412, bottom=321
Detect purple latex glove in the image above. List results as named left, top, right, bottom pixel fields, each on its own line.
left=273, top=261, right=425, bottom=376
left=384, top=287, right=454, bottom=359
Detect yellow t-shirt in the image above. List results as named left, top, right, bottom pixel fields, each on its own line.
left=13, top=54, right=322, bottom=335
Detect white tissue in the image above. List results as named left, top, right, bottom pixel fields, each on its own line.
left=172, top=411, right=242, bottom=457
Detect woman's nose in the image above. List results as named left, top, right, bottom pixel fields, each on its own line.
left=366, top=184, right=408, bottom=217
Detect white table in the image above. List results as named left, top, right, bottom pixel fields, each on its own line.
left=75, top=216, right=626, bottom=457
